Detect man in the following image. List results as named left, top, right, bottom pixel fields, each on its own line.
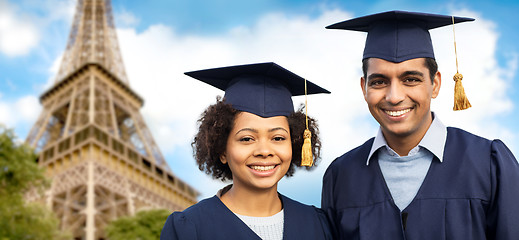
left=321, top=10, right=519, bottom=240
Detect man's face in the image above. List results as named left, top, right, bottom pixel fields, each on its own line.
left=361, top=58, right=441, bottom=144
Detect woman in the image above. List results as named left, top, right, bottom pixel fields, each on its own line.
left=161, top=62, right=332, bottom=240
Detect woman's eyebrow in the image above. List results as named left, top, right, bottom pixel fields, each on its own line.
left=235, top=128, right=258, bottom=135
left=269, top=127, right=289, bottom=133
left=235, top=127, right=289, bottom=135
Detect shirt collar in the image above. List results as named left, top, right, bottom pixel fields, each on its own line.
left=366, top=112, right=447, bottom=165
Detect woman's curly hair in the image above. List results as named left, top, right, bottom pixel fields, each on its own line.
left=192, top=97, right=321, bottom=181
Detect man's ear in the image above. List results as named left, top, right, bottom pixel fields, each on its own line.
left=361, top=77, right=368, bottom=101
left=432, top=71, right=441, bottom=99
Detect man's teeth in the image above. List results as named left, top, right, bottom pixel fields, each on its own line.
left=250, top=165, right=275, bottom=171
left=386, top=109, right=411, bottom=117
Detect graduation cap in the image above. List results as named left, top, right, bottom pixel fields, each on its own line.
left=185, top=62, right=330, bottom=166
left=185, top=62, right=330, bottom=117
left=326, top=10, right=474, bottom=110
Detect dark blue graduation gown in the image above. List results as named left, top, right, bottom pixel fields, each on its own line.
left=161, top=194, right=332, bottom=240
left=322, top=127, right=519, bottom=240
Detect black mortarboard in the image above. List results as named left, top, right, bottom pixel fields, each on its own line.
left=326, top=10, right=474, bottom=63
left=185, top=62, right=330, bottom=118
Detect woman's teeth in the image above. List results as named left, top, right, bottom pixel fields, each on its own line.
left=250, top=165, right=275, bottom=171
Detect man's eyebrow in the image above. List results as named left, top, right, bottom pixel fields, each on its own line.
left=399, top=71, right=424, bottom=78
left=367, top=73, right=388, bottom=81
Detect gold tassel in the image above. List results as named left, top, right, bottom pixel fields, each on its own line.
left=453, top=72, right=471, bottom=110
left=301, top=129, right=313, bottom=166
left=452, top=16, right=471, bottom=111
left=301, top=78, right=313, bottom=167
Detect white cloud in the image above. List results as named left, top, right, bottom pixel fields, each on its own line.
left=0, top=102, right=11, bottom=125
left=115, top=8, right=140, bottom=27
left=0, top=95, right=41, bottom=128
left=0, top=0, right=40, bottom=57
left=114, top=8, right=515, bottom=204
left=15, top=95, right=41, bottom=122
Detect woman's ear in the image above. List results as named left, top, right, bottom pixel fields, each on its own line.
left=220, top=154, right=227, bottom=164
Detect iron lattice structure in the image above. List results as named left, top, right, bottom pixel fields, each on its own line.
left=55, top=0, right=128, bottom=84
left=25, top=1, right=198, bottom=239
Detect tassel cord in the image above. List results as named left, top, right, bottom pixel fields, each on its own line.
left=451, top=16, right=471, bottom=111
left=301, top=79, right=313, bottom=166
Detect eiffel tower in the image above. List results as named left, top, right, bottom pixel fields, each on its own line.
left=25, top=0, right=198, bottom=239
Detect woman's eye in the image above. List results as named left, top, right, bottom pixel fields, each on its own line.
left=273, top=136, right=286, bottom=141
left=239, top=137, right=253, bottom=142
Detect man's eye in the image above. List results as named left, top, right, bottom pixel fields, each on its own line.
left=404, top=77, right=421, bottom=83
left=369, top=80, right=386, bottom=87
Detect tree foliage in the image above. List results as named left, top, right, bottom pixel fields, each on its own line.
left=105, top=209, right=171, bottom=240
left=0, top=126, right=68, bottom=240
left=0, top=127, right=46, bottom=196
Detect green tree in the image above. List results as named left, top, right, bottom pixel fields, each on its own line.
left=105, top=209, right=171, bottom=240
left=0, top=126, right=68, bottom=240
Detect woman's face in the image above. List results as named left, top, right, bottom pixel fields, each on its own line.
left=221, top=111, right=292, bottom=192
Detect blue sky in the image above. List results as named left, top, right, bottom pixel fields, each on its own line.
left=1, top=0, right=518, bottom=206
